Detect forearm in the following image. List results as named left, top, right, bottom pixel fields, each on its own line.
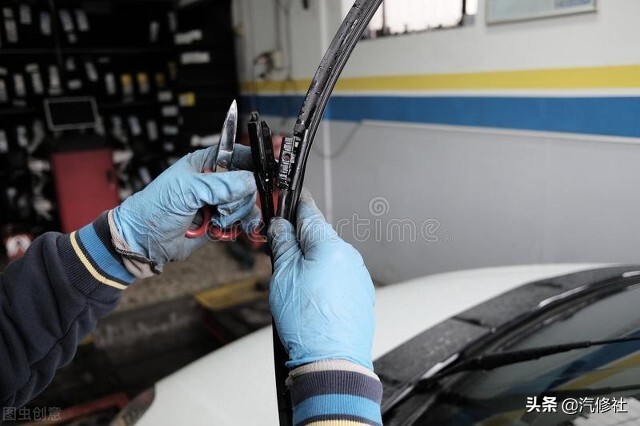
left=289, top=360, right=383, bottom=426
left=0, top=212, right=133, bottom=407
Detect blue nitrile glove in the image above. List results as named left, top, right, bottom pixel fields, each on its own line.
left=112, top=145, right=261, bottom=271
left=268, top=188, right=376, bottom=370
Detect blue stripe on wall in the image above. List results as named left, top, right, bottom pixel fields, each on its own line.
left=242, top=94, right=640, bottom=138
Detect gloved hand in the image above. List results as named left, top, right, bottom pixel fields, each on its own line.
left=268, top=188, right=376, bottom=370
left=112, top=145, right=260, bottom=271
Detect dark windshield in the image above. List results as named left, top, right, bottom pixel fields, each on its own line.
left=400, top=283, right=640, bottom=425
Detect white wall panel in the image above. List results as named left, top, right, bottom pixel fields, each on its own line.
left=330, top=121, right=640, bottom=283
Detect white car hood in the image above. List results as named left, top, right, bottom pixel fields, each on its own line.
left=136, top=263, right=606, bottom=425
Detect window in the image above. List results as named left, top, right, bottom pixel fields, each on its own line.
left=344, top=0, right=478, bottom=39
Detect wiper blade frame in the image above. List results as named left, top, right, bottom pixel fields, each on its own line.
left=415, top=335, right=640, bottom=391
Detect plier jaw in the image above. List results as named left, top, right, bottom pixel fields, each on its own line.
left=213, top=100, right=238, bottom=173
left=185, top=100, right=240, bottom=240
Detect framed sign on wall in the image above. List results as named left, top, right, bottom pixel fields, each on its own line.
left=487, top=0, right=596, bottom=24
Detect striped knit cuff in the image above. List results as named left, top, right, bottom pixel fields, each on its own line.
left=58, top=212, right=135, bottom=301
left=288, top=360, right=383, bottom=426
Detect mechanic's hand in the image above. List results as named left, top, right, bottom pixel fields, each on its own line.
left=112, top=145, right=260, bottom=270
left=268, top=188, right=376, bottom=370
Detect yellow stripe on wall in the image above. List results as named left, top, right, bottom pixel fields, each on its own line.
left=241, top=64, right=640, bottom=94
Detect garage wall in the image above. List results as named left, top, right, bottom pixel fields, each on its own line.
left=234, top=0, right=640, bottom=283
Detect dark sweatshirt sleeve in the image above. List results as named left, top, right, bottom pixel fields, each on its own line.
left=0, top=212, right=134, bottom=408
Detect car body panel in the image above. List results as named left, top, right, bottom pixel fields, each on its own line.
left=135, top=263, right=607, bottom=425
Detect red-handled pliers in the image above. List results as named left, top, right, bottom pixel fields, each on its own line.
left=185, top=100, right=242, bottom=241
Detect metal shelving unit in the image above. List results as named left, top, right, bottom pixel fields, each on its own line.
left=0, top=0, right=180, bottom=234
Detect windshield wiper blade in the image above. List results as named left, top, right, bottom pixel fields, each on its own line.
left=415, top=335, right=640, bottom=390
left=383, top=335, right=640, bottom=416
